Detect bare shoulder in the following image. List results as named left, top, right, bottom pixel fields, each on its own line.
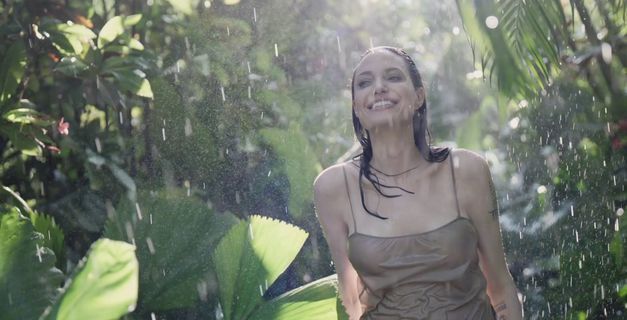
left=451, top=148, right=490, bottom=181
left=313, top=161, right=351, bottom=200
left=313, top=161, right=354, bottom=227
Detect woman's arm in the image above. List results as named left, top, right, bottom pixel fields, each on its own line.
left=313, top=165, right=364, bottom=319
left=455, top=149, right=523, bottom=320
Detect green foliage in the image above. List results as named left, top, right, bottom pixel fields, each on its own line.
left=212, top=215, right=347, bottom=319
left=41, top=239, right=139, bottom=320
left=0, top=41, right=26, bottom=108
left=97, top=14, right=143, bottom=49
left=29, top=210, right=66, bottom=271
left=104, top=189, right=238, bottom=312
left=0, top=208, right=64, bottom=320
left=260, top=123, right=322, bottom=218
left=213, top=215, right=309, bottom=319
left=253, top=274, right=347, bottom=320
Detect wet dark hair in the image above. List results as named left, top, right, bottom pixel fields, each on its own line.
left=350, top=46, right=450, bottom=220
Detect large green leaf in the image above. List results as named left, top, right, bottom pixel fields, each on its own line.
left=2, top=107, right=56, bottom=126
left=104, top=189, right=238, bottom=311
left=97, top=15, right=143, bottom=49
left=213, top=215, right=308, bottom=320
left=0, top=41, right=27, bottom=108
left=41, top=239, right=138, bottom=320
left=0, top=207, right=64, bottom=320
left=253, top=274, right=347, bottom=320
left=41, top=21, right=97, bottom=55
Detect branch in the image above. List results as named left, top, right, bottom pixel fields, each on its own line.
left=572, top=0, right=615, bottom=92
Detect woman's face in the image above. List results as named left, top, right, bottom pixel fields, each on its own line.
left=352, top=50, right=424, bottom=130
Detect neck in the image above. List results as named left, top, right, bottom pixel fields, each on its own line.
left=367, top=123, right=428, bottom=175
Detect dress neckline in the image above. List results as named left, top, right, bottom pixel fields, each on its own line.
left=348, top=216, right=475, bottom=240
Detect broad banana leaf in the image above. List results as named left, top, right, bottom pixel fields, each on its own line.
left=213, top=215, right=308, bottom=320
left=253, top=274, right=349, bottom=320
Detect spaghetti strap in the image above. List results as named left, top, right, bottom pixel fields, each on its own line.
left=449, top=149, right=462, bottom=218
left=342, top=164, right=358, bottom=233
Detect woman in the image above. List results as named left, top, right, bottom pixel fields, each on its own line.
left=313, top=46, right=522, bottom=319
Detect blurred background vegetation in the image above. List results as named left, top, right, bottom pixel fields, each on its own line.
left=0, top=0, right=624, bottom=319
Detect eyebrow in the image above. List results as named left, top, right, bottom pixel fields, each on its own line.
left=356, top=67, right=404, bottom=77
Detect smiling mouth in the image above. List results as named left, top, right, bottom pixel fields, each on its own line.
left=368, top=100, right=396, bottom=111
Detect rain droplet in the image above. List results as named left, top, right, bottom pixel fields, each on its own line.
left=220, top=86, right=226, bottom=101
left=601, top=42, right=612, bottom=63
left=146, top=237, right=155, bottom=255
left=95, top=137, right=102, bottom=153
left=485, top=16, right=499, bottom=29
left=248, top=224, right=254, bottom=240
left=252, top=7, right=257, bottom=23
left=336, top=35, right=342, bottom=53
left=135, top=202, right=143, bottom=220
left=35, top=244, right=42, bottom=263
left=215, top=302, right=224, bottom=320
left=185, top=118, right=192, bottom=136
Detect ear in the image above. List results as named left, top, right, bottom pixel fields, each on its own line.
left=414, top=87, right=425, bottom=110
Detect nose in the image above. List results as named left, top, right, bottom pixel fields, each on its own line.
left=374, top=78, right=388, bottom=95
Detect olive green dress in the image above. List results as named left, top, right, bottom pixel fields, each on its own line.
left=342, top=153, right=496, bottom=320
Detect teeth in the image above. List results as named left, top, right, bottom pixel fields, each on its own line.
left=371, top=100, right=394, bottom=110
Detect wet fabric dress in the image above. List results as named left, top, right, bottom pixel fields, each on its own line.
left=341, top=152, right=496, bottom=320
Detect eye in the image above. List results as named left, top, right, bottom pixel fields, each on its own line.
left=357, top=80, right=371, bottom=88
left=388, top=75, right=403, bottom=81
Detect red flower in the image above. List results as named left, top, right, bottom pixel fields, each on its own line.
left=57, top=117, right=69, bottom=135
